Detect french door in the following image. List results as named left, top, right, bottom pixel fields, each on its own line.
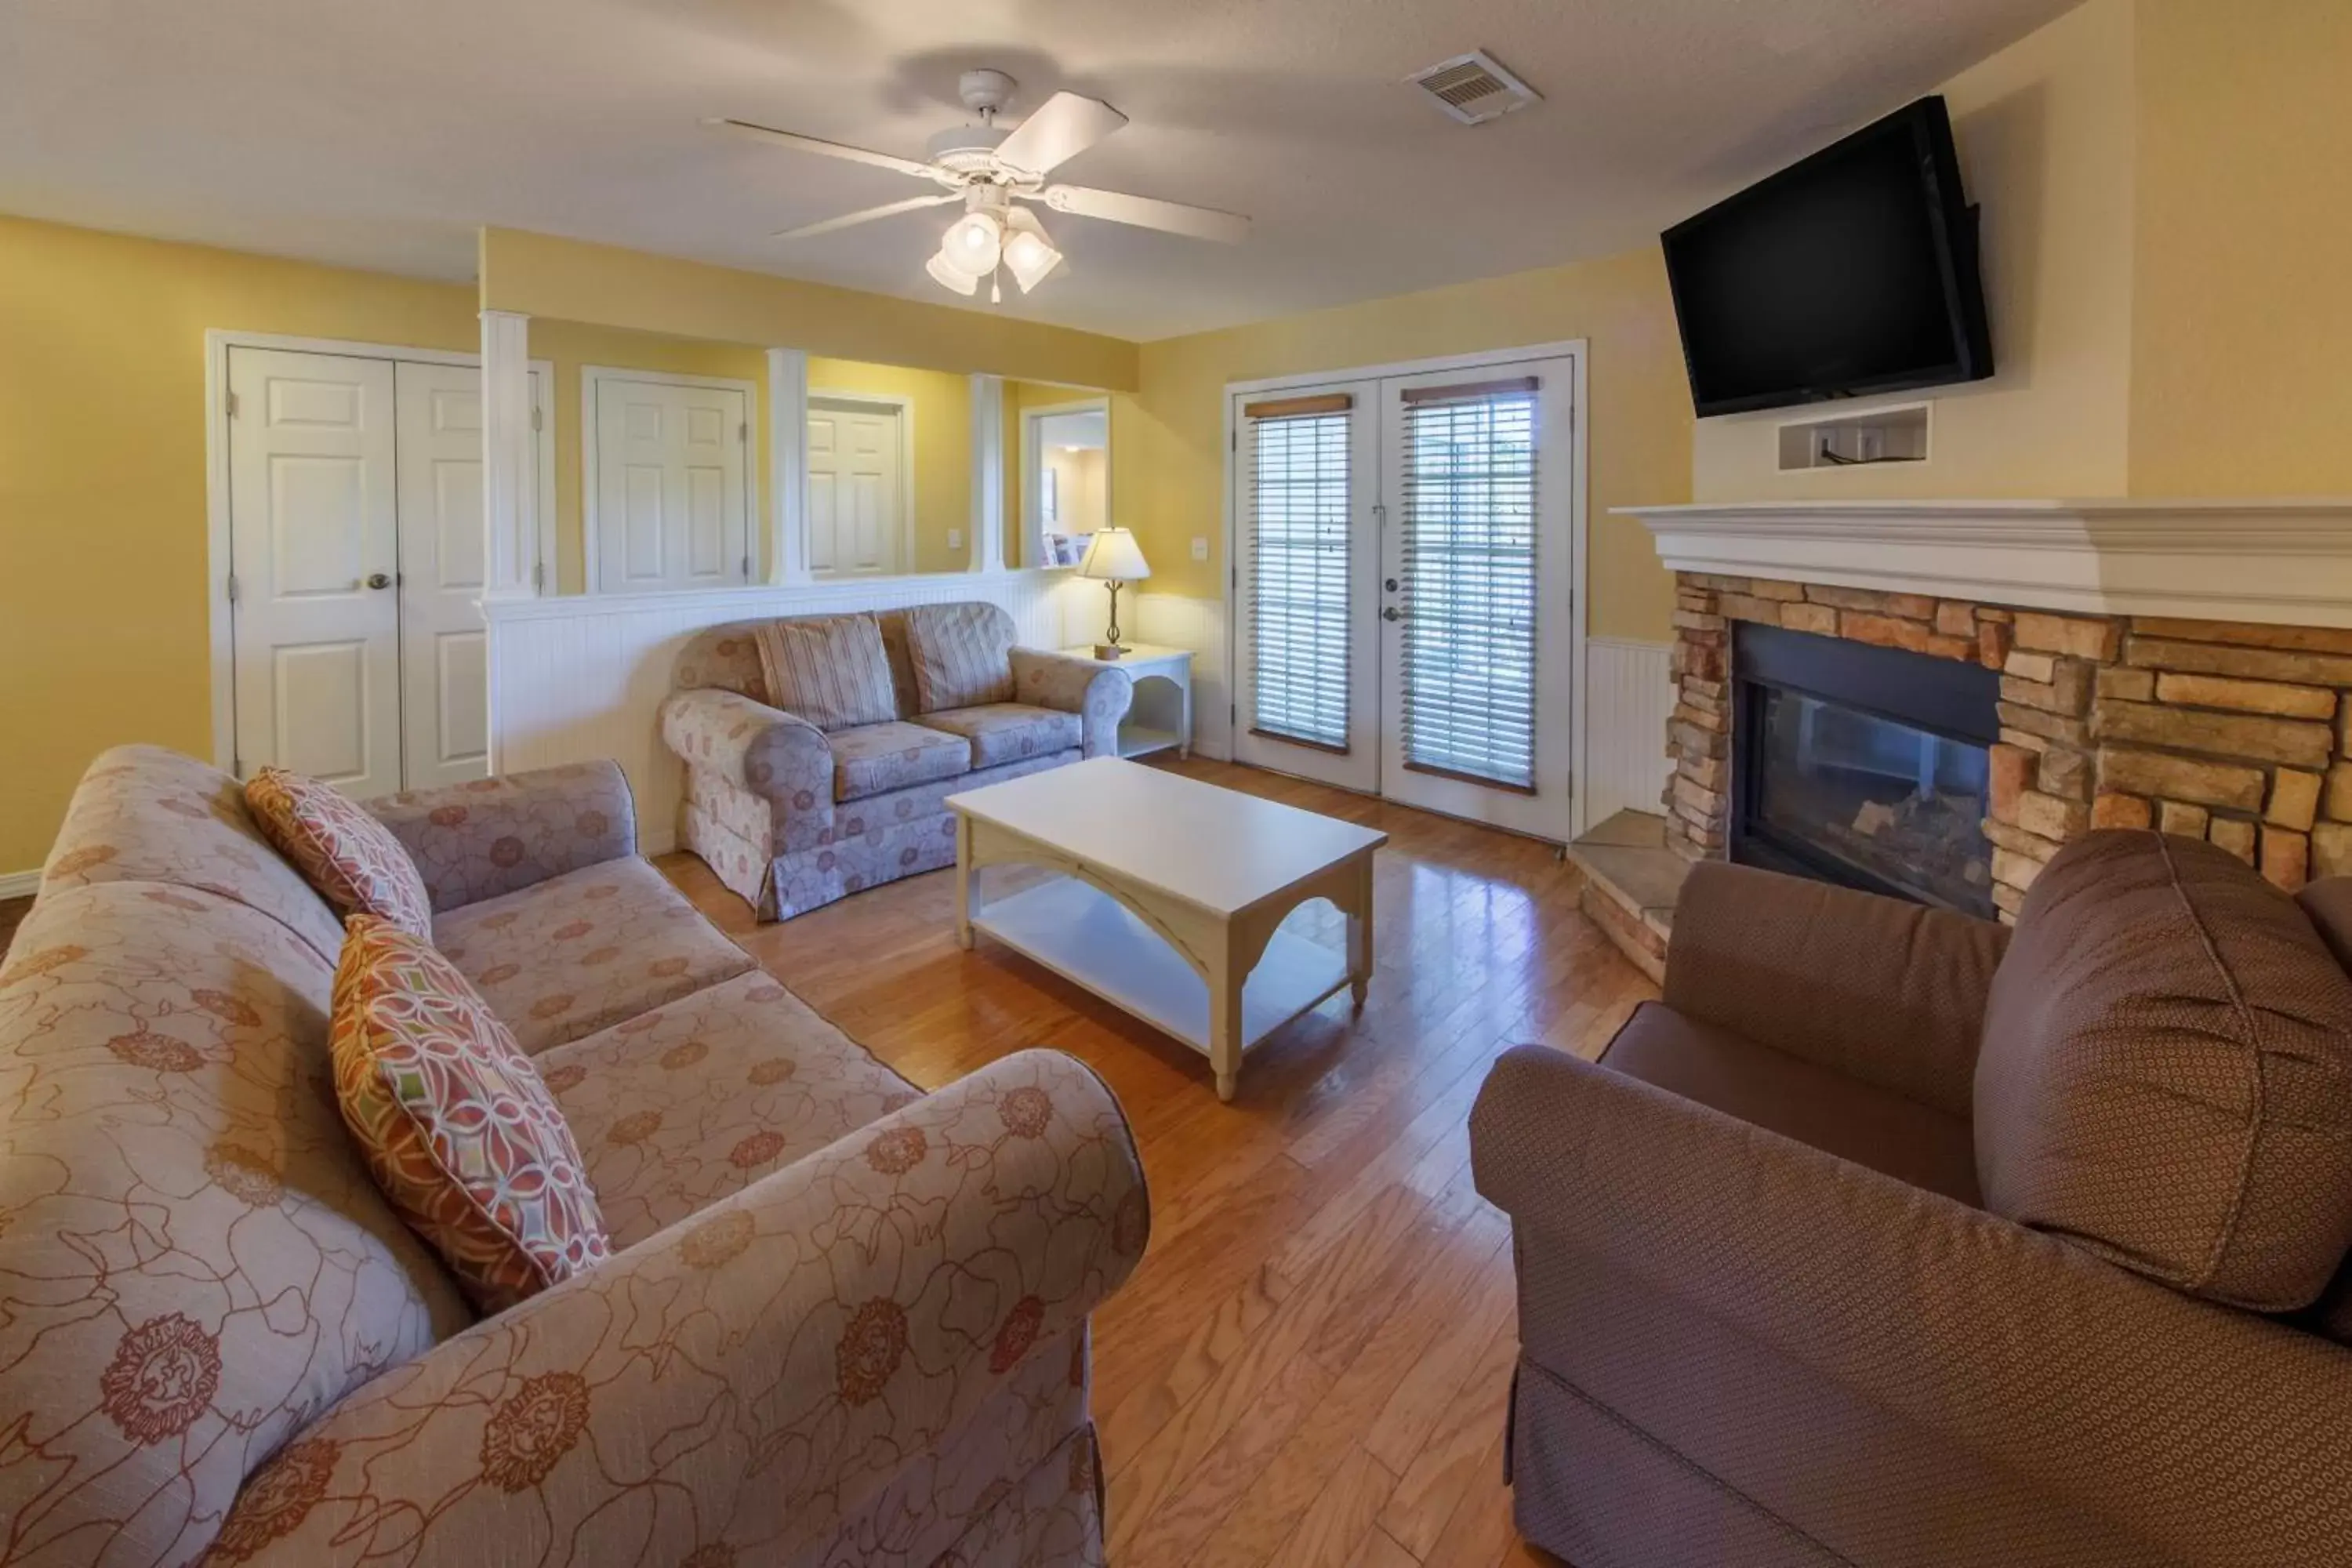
left=1232, top=349, right=1580, bottom=840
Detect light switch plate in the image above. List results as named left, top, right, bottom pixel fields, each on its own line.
left=1190, top=536, right=1209, bottom=561
left=948, top=528, right=964, bottom=549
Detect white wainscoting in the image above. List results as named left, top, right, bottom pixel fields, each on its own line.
left=1581, top=637, right=1675, bottom=828
left=485, top=572, right=1094, bottom=855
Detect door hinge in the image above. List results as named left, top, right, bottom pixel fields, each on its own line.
left=225, top=390, right=240, bottom=419
left=224, top=572, right=241, bottom=604
left=740, top=421, right=750, bottom=443
left=531, top=405, right=543, bottom=433
left=532, top=561, right=546, bottom=590
left=742, top=554, right=752, bottom=579
left=1230, top=427, right=1236, bottom=451
left=233, top=753, right=243, bottom=776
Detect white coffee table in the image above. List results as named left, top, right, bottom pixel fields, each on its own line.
left=948, top=757, right=1387, bottom=1102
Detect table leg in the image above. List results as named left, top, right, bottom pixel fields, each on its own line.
left=954, top=815, right=975, bottom=951
left=1346, top=854, right=1374, bottom=1011
left=1208, top=941, right=1242, bottom=1102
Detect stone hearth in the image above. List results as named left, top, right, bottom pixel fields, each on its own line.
left=1666, top=573, right=2352, bottom=921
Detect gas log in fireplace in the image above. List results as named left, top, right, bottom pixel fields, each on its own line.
left=1731, top=622, right=2002, bottom=917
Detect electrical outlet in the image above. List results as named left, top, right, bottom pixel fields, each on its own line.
left=948, top=528, right=964, bottom=549
left=1191, top=536, right=1209, bottom=561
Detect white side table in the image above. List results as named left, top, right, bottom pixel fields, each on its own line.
left=1059, top=643, right=1194, bottom=760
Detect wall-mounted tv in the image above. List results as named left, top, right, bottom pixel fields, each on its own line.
left=1661, top=96, right=1994, bottom=418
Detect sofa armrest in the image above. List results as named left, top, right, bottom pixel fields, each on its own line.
left=660, top=687, right=836, bottom=850
left=1470, top=1044, right=2352, bottom=1564
left=1663, top=859, right=2008, bottom=1116
left=1010, top=648, right=1133, bottom=759
left=367, top=760, right=637, bottom=914
left=224, top=1049, right=1149, bottom=1566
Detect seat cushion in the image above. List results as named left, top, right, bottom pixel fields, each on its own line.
left=433, top=858, right=757, bottom=1055
left=916, top=703, right=1084, bottom=768
left=1978, top=829, right=2352, bottom=1310
left=902, top=601, right=1017, bottom=712
left=245, top=767, right=436, bottom=939
left=539, top=969, right=920, bottom=1250
left=830, top=720, right=972, bottom=802
left=752, top=612, right=897, bottom=732
left=331, top=916, right=608, bottom=1311
left=1601, top=1001, right=1982, bottom=1207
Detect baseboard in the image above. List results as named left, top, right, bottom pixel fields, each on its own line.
left=0, top=869, right=41, bottom=901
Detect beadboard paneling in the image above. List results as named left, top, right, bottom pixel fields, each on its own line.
left=1583, top=637, right=1675, bottom=828
left=485, top=573, right=1089, bottom=854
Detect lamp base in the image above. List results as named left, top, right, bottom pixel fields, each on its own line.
left=1092, top=642, right=1127, bottom=660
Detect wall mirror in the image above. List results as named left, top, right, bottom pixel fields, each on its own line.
left=1007, top=380, right=1112, bottom=570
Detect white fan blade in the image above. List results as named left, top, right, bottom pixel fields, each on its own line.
left=994, top=92, right=1128, bottom=176
left=702, top=117, right=937, bottom=180
left=1040, top=184, right=1250, bottom=244
left=774, top=192, right=960, bottom=240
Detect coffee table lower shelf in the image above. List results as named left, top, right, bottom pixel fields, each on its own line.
left=971, top=877, right=1352, bottom=1063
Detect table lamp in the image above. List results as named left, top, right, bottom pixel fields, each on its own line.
left=1076, top=527, right=1150, bottom=659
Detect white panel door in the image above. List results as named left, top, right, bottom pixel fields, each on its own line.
left=1376, top=356, right=1578, bottom=840
left=591, top=376, right=750, bottom=593
left=806, top=401, right=902, bottom=577
left=228, top=347, right=403, bottom=796
left=1231, top=382, right=1380, bottom=793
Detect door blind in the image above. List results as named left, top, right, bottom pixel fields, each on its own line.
left=1397, top=376, right=1539, bottom=793
left=1245, top=394, right=1356, bottom=753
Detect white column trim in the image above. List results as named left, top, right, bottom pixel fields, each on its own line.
left=479, top=310, right=535, bottom=601
left=971, top=372, right=1007, bottom=574
left=768, top=347, right=813, bottom=584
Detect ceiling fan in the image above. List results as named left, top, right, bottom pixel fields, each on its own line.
left=706, top=68, right=1250, bottom=303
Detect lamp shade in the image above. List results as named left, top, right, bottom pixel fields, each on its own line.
left=1076, top=527, right=1150, bottom=582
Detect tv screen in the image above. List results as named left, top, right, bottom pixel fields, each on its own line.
left=1662, top=96, right=1993, bottom=417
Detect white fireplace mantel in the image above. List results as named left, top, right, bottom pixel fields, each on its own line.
left=1619, top=498, right=2352, bottom=630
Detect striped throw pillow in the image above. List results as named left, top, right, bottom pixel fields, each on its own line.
left=904, top=602, right=1017, bottom=713
left=752, top=614, right=898, bottom=731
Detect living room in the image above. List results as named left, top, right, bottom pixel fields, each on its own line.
left=5, top=2, right=2352, bottom=1564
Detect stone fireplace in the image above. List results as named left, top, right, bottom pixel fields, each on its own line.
left=1625, top=499, right=2352, bottom=929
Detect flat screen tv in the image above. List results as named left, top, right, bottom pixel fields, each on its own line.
left=1662, top=96, right=1993, bottom=417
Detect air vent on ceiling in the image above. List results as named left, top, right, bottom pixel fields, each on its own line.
left=1406, top=50, right=1541, bottom=125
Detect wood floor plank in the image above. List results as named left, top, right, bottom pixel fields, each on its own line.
left=662, top=757, right=1657, bottom=1567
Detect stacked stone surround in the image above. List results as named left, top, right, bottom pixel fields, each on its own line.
left=1666, top=571, right=2352, bottom=922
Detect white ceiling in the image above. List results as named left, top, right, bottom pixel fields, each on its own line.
left=0, top=0, right=2078, bottom=341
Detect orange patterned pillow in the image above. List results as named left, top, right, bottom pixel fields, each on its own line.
left=331, top=914, right=610, bottom=1311
left=246, top=767, right=436, bottom=938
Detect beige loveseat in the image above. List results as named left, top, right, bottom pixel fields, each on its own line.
left=0, top=746, right=1148, bottom=1566
left=660, top=602, right=1131, bottom=920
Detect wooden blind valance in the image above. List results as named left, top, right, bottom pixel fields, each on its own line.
left=1399, top=376, right=1540, bottom=405
left=1243, top=392, right=1355, bottom=420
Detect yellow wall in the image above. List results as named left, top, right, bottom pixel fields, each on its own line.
left=481, top=227, right=1138, bottom=391
left=808, top=358, right=975, bottom=574
left=1127, top=245, right=1691, bottom=641
left=530, top=321, right=770, bottom=593
left=1691, top=0, right=2140, bottom=501
left=2128, top=0, right=2352, bottom=495
left=0, top=216, right=477, bottom=874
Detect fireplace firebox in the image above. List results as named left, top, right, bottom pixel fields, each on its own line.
left=1731, top=622, right=2001, bottom=916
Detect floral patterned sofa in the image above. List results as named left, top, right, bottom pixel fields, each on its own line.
left=660, top=603, right=1131, bottom=920
left=0, top=745, right=1149, bottom=1566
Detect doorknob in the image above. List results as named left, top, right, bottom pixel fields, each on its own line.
left=365, top=572, right=392, bottom=590
left=1382, top=607, right=1401, bottom=622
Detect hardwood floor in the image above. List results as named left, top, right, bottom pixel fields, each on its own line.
left=662, top=757, right=1661, bottom=1568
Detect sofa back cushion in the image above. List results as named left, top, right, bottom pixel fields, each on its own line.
left=1976, top=829, right=2352, bottom=1310
left=673, top=620, right=773, bottom=704
left=751, top=612, right=898, bottom=732
left=902, top=601, right=1018, bottom=713
left=40, top=744, right=348, bottom=962
left=0, top=881, right=473, bottom=1565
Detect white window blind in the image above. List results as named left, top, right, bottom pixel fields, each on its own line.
left=1245, top=393, right=1355, bottom=753
left=1398, top=376, right=1539, bottom=793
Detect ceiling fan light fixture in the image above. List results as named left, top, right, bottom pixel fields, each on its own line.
left=925, top=248, right=980, bottom=296
left=942, top=209, right=1004, bottom=275
left=1002, top=209, right=1064, bottom=292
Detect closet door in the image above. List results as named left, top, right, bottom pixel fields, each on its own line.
left=394, top=361, right=494, bottom=789
left=1375, top=355, right=1578, bottom=840
left=227, top=347, right=404, bottom=796
left=806, top=398, right=905, bottom=576
left=1230, top=382, right=1381, bottom=793
left=590, top=376, right=751, bottom=593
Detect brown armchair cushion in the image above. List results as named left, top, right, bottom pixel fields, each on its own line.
left=1976, top=829, right=2352, bottom=1310
left=751, top=613, right=896, bottom=732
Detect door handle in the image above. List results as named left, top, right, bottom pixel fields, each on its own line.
left=1382, top=607, right=1401, bottom=622
left=365, top=572, right=392, bottom=590
left=1385, top=578, right=1399, bottom=593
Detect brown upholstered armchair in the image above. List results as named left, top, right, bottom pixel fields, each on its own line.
left=1473, top=835, right=2352, bottom=1566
